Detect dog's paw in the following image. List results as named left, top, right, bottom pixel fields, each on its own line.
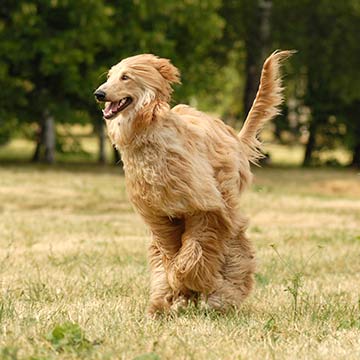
left=147, top=295, right=173, bottom=318
left=199, top=292, right=227, bottom=313
left=170, top=294, right=189, bottom=314
left=166, top=263, right=188, bottom=293
left=147, top=305, right=164, bottom=319
left=146, top=308, right=163, bottom=319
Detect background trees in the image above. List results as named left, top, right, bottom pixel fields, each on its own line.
left=272, top=0, right=360, bottom=166
left=0, top=0, right=113, bottom=162
left=0, top=0, right=359, bottom=167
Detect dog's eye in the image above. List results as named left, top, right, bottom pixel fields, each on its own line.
left=121, top=74, right=129, bottom=81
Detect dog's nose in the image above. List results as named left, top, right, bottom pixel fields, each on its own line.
left=94, top=89, right=106, bottom=101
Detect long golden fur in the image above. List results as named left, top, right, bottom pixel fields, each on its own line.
left=94, top=51, right=293, bottom=315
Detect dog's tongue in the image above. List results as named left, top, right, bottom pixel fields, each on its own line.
left=111, top=102, right=119, bottom=111
left=103, top=102, right=118, bottom=118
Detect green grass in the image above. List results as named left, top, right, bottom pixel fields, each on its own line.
left=0, top=128, right=115, bottom=164
left=0, top=129, right=352, bottom=166
left=0, top=163, right=360, bottom=359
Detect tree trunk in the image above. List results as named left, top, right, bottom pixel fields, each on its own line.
left=244, top=0, right=272, bottom=115
left=350, top=107, right=360, bottom=167
left=43, top=111, right=55, bottom=164
left=31, top=123, right=44, bottom=163
left=259, top=0, right=272, bottom=59
left=303, top=120, right=317, bottom=166
left=351, top=141, right=360, bottom=168
left=98, top=121, right=106, bottom=164
left=244, top=54, right=261, bottom=116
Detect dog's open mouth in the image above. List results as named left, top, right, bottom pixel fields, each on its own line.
left=102, top=97, right=132, bottom=119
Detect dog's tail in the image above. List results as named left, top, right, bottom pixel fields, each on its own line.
left=238, top=50, right=295, bottom=163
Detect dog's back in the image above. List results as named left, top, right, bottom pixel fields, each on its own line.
left=171, top=104, right=253, bottom=197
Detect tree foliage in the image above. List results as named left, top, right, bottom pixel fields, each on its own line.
left=272, top=0, right=360, bottom=165
left=0, top=0, right=224, bottom=160
left=0, top=0, right=359, bottom=166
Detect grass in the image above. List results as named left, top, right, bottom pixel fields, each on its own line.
left=0, top=162, right=360, bottom=359
left=0, top=128, right=352, bottom=166
left=0, top=126, right=115, bottom=164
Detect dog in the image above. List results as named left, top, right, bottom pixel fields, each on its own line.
left=94, top=51, right=293, bottom=315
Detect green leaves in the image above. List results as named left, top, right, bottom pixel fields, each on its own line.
left=0, top=0, right=224, bottom=127
left=133, top=353, right=161, bottom=360
left=46, top=322, right=93, bottom=354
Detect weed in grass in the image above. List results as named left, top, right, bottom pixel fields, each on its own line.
left=263, top=315, right=280, bottom=343
left=285, top=272, right=303, bottom=321
left=336, top=298, right=360, bottom=330
left=0, top=296, right=16, bottom=326
left=133, top=352, right=161, bottom=360
left=46, top=322, right=94, bottom=354
left=255, top=273, right=270, bottom=286
left=270, top=244, right=305, bottom=321
left=270, top=244, right=323, bottom=321
left=0, top=347, right=19, bottom=360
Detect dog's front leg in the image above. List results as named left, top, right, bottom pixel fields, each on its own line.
left=144, top=215, right=185, bottom=315
left=168, top=211, right=227, bottom=295
left=147, top=240, right=175, bottom=316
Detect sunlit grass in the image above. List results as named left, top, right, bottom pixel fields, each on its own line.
left=0, top=131, right=115, bottom=164
left=0, top=164, right=359, bottom=359
left=266, top=143, right=304, bottom=166
left=0, top=127, right=352, bottom=166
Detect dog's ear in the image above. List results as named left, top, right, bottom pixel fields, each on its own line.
left=154, top=58, right=181, bottom=85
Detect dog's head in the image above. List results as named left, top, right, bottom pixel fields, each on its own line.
left=94, top=54, right=180, bottom=120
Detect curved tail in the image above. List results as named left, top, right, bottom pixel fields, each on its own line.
left=239, top=50, right=295, bottom=163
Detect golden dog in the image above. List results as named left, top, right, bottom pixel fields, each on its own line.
left=94, top=51, right=293, bottom=315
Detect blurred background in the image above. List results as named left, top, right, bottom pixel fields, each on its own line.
left=0, top=0, right=360, bottom=168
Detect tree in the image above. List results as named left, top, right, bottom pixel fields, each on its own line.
left=0, top=0, right=112, bottom=163
left=344, top=101, right=360, bottom=168
left=272, top=0, right=360, bottom=166
left=1, top=0, right=225, bottom=164
left=90, top=0, right=225, bottom=163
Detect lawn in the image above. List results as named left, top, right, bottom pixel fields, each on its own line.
left=0, top=164, right=359, bottom=359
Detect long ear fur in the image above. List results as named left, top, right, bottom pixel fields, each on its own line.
left=239, top=50, right=295, bottom=163
left=153, top=57, right=181, bottom=84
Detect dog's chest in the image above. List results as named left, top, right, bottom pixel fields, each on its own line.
left=121, top=145, right=169, bottom=211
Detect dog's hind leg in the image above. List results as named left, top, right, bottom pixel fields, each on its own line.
left=202, top=228, right=256, bottom=311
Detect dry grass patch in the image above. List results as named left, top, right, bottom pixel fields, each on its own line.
left=0, top=165, right=359, bottom=359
